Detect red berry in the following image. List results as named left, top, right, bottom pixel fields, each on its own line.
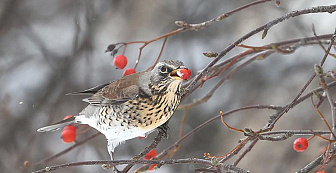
left=148, top=164, right=158, bottom=171
left=144, top=149, right=157, bottom=160
left=61, top=115, right=76, bottom=143
left=62, top=124, right=76, bottom=143
left=123, top=68, right=136, bottom=76
left=62, top=129, right=76, bottom=143
left=293, top=138, right=308, bottom=152
left=63, top=115, right=73, bottom=120
left=63, top=124, right=76, bottom=132
left=177, top=68, right=191, bottom=80
left=113, top=55, right=128, bottom=69
left=316, top=171, right=326, bottom=173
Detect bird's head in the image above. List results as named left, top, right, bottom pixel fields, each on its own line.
left=150, top=59, right=190, bottom=85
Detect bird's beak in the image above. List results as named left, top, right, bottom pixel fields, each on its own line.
left=169, top=67, right=191, bottom=81
left=170, top=70, right=184, bottom=80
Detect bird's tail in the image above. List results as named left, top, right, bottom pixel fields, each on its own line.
left=37, top=116, right=76, bottom=132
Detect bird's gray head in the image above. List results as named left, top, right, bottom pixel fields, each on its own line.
left=149, top=59, right=186, bottom=85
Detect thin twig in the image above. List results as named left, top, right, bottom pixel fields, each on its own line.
left=296, top=153, right=326, bottom=173
left=133, top=28, right=185, bottom=69
left=146, top=37, right=168, bottom=71
left=128, top=0, right=276, bottom=70
left=262, top=30, right=336, bottom=130
left=185, top=5, right=336, bottom=95
left=216, top=137, right=250, bottom=160
left=313, top=103, right=336, bottom=140
left=180, top=51, right=275, bottom=109
left=316, top=29, right=336, bottom=141
left=260, top=130, right=331, bottom=136
left=33, top=132, right=100, bottom=166
left=181, top=33, right=336, bottom=105
left=176, top=0, right=275, bottom=30
left=179, top=108, right=190, bottom=139
left=32, top=158, right=213, bottom=173
left=121, top=130, right=165, bottom=172
left=158, top=105, right=280, bottom=160
left=220, top=111, right=244, bottom=133
left=319, top=28, right=336, bottom=65
left=312, top=25, right=336, bottom=59
left=233, top=139, right=258, bottom=166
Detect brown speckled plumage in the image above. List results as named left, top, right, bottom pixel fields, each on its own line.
left=37, top=59, right=187, bottom=162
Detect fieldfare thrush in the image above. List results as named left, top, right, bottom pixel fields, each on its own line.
left=37, top=59, right=189, bottom=163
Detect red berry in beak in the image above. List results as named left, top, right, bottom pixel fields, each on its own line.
left=177, top=68, right=191, bottom=80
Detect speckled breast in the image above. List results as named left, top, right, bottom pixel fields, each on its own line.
left=123, top=80, right=183, bottom=130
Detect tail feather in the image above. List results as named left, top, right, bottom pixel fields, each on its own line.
left=37, top=116, right=76, bottom=132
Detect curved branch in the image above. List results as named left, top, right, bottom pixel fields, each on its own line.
left=185, top=4, right=336, bottom=94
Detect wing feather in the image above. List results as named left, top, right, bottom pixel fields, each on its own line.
left=67, top=83, right=110, bottom=95
left=82, top=72, right=145, bottom=106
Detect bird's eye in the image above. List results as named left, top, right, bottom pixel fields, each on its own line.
left=159, top=66, right=168, bottom=73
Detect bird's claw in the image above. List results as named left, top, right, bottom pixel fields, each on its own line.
left=102, top=164, right=121, bottom=173
left=158, top=123, right=169, bottom=139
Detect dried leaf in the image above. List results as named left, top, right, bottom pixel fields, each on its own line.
left=105, top=44, right=116, bottom=53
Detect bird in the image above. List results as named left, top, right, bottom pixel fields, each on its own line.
left=37, top=59, right=189, bottom=164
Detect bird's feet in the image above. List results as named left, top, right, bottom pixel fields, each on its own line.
left=102, top=164, right=121, bottom=173
left=157, top=122, right=169, bottom=139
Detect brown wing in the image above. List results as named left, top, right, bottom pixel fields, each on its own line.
left=66, top=83, right=110, bottom=95
left=83, top=72, right=144, bottom=106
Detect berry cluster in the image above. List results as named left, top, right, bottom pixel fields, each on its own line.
left=113, top=55, right=136, bottom=76
left=113, top=55, right=192, bottom=80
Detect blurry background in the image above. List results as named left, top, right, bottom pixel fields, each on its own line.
left=1, top=0, right=336, bottom=172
